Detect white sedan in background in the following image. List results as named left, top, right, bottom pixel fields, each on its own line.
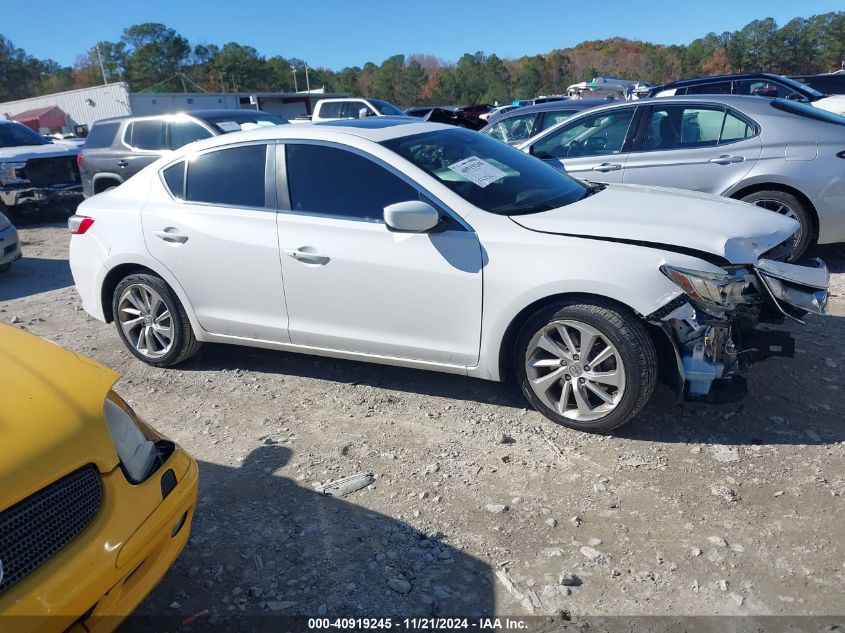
left=68, top=118, right=829, bottom=432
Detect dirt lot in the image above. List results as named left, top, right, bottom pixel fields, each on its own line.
left=2, top=222, right=844, bottom=624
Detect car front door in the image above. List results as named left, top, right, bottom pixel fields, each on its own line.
left=621, top=104, right=761, bottom=195
left=142, top=142, right=289, bottom=342
left=526, top=107, right=637, bottom=182
left=276, top=142, right=483, bottom=366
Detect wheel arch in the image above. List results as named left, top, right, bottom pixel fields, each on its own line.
left=92, top=173, right=124, bottom=195
left=728, top=181, right=819, bottom=243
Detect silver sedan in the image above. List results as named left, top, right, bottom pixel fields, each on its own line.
left=518, top=95, right=845, bottom=259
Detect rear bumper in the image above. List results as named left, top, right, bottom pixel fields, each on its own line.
left=0, top=223, right=21, bottom=266
left=0, top=183, right=83, bottom=210
left=814, top=194, right=845, bottom=245
left=0, top=447, right=199, bottom=633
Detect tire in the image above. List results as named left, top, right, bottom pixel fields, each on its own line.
left=112, top=273, right=201, bottom=367
left=0, top=262, right=11, bottom=273
left=740, top=190, right=813, bottom=261
left=514, top=299, right=657, bottom=433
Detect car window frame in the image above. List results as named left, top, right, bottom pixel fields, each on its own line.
left=529, top=105, right=641, bottom=159
left=158, top=140, right=276, bottom=211
left=628, top=103, right=760, bottom=153
left=275, top=139, right=472, bottom=232
left=121, top=116, right=169, bottom=153
left=166, top=117, right=216, bottom=150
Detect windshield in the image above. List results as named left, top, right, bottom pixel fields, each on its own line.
left=0, top=122, right=49, bottom=147
left=369, top=99, right=406, bottom=116
left=202, top=112, right=286, bottom=133
left=382, top=128, right=589, bottom=215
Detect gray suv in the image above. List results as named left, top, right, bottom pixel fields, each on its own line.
left=79, top=109, right=286, bottom=197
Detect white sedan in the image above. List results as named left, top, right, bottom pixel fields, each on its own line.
left=68, top=118, right=829, bottom=432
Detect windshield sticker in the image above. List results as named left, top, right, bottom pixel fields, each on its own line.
left=447, top=156, right=507, bottom=188
left=215, top=121, right=242, bottom=132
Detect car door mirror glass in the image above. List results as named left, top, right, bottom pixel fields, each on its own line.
left=383, top=201, right=440, bottom=233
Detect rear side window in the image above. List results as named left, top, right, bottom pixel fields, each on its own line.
left=84, top=122, right=119, bottom=149
left=163, top=162, right=185, bottom=199
left=770, top=99, right=845, bottom=126
left=285, top=144, right=417, bottom=221
left=318, top=102, right=343, bottom=118
left=170, top=120, right=213, bottom=149
left=186, top=145, right=267, bottom=207
left=127, top=120, right=166, bottom=150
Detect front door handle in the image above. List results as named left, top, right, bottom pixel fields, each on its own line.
left=592, top=162, right=621, bottom=172
left=283, top=248, right=330, bottom=265
left=709, top=154, right=744, bottom=165
left=117, top=160, right=129, bottom=168
left=152, top=228, right=189, bottom=244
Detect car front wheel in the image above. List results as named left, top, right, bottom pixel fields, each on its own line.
left=515, top=300, right=657, bottom=433
left=741, top=190, right=813, bottom=261
left=112, top=273, right=201, bottom=367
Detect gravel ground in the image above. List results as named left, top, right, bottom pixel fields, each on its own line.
left=2, top=222, right=844, bottom=623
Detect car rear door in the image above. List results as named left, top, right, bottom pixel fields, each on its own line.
left=119, top=118, right=168, bottom=179
left=275, top=142, right=483, bottom=366
left=620, top=104, right=761, bottom=195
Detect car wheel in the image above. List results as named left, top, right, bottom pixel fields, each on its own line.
left=740, top=190, right=813, bottom=261
left=514, top=300, right=657, bottom=433
left=112, top=273, right=201, bottom=367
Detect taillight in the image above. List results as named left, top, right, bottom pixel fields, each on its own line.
left=69, top=215, right=94, bottom=234
left=76, top=152, right=83, bottom=169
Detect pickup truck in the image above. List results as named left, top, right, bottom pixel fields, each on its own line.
left=291, top=97, right=407, bottom=123
left=0, top=119, right=82, bottom=217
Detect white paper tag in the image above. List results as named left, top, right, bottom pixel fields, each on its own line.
left=216, top=121, right=242, bottom=132
left=447, top=156, right=507, bottom=188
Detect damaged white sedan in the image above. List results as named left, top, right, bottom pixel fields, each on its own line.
left=68, top=119, right=829, bottom=432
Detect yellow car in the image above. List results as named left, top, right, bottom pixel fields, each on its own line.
left=0, top=324, right=198, bottom=632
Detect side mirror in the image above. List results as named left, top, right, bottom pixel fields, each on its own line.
left=384, top=200, right=441, bottom=233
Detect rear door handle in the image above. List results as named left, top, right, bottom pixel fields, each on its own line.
left=117, top=160, right=129, bottom=168
left=283, top=248, right=330, bottom=265
left=592, top=162, right=621, bottom=172
left=709, top=155, right=744, bottom=165
left=152, top=228, right=189, bottom=244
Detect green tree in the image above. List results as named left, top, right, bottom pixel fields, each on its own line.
left=121, top=23, right=190, bottom=91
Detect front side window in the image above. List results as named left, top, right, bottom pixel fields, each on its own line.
left=369, top=99, right=405, bottom=116
left=484, top=113, right=538, bottom=143
left=342, top=102, right=374, bottom=119
left=735, top=80, right=800, bottom=100
left=285, top=144, right=418, bottom=221
left=645, top=106, right=725, bottom=150
left=170, top=120, right=213, bottom=149
left=186, top=144, right=267, bottom=207
left=531, top=109, right=635, bottom=159
left=685, top=81, right=732, bottom=95
left=0, top=122, right=49, bottom=147
left=539, top=110, right=579, bottom=131
left=382, top=128, right=589, bottom=215
left=127, top=120, right=166, bottom=151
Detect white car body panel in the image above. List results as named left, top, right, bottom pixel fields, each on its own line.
left=813, top=94, right=845, bottom=115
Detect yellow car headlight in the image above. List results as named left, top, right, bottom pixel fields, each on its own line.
left=103, top=391, right=160, bottom=483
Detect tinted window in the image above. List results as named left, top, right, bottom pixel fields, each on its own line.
left=186, top=145, right=267, bottom=207
left=84, top=122, right=119, bottom=149
left=735, top=79, right=799, bottom=99
left=0, top=122, right=49, bottom=147
left=342, top=102, right=374, bottom=119
left=369, top=99, right=405, bottom=116
left=163, top=162, right=185, bottom=199
left=286, top=144, right=417, bottom=221
left=539, top=110, right=578, bottom=131
left=382, top=128, right=589, bottom=215
left=170, top=120, right=212, bottom=149
left=645, top=106, right=724, bottom=150
left=128, top=120, right=166, bottom=150
left=484, top=113, right=538, bottom=143
left=531, top=109, right=635, bottom=159
left=319, top=102, right=343, bottom=118
left=685, top=81, right=733, bottom=95
left=770, top=99, right=845, bottom=125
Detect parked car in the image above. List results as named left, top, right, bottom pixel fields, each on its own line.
left=68, top=118, right=828, bottom=432
left=0, top=324, right=198, bottom=631
left=482, top=99, right=611, bottom=145
left=406, top=107, right=435, bottom=118
left=79, top=109, right=286, bottom=197
left=791, top=72, right=845, bottom=95
left=647, top=72, right=845, bottom=115
left=292, top=97, right=407, bottom=123
left=0, top=210, right=21, bottom=272
left=0, top=119, right=82, bottom=217
left=518, top=95, right=845, bottom=260
left=478, top=104, right=519, bottom=122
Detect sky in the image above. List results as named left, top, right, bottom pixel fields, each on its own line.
left=4, top=0, right=844, bottom=70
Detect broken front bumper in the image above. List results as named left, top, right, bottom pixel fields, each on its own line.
left=0, top=183, right=83, bottom=210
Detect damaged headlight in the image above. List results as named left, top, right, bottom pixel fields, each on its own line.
left=660, top=265, right=754, bottom=316
left=103, top=390, right=162, bottom=483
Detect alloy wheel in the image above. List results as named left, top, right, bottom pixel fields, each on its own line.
left=117, top=283, right=174, bottom=359
left=751, top=198, right=802, bottom=258
left=525, top=319, right=626, bottom=422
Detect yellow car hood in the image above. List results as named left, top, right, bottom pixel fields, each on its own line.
left=0, top=325, right=120, bottom=509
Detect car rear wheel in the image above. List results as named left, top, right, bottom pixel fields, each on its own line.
left=514, top=300, right=657, bottom=433
left=112, top=273, right=201, bottom=367
left=741, top=190, right=813, bottom=261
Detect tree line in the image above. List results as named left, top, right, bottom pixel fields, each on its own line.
left=1, top=13, right=843, bottom=107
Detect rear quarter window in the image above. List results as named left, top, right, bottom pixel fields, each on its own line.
left=84, top=122, right=120, bottom=149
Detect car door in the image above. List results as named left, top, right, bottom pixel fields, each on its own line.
left=120, top=119, right=168, bottom=179
left=621, top=104, right=761, bottom=195
left=276, top=142, right=483, bottom=366
left=526, top=107, right=637, bottom=182
left=142, top=142, right=289, bottom=342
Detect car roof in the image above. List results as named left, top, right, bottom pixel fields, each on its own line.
left=92, top=109, right=280, bottom=125
left=656, top=72, right=798, bottom=90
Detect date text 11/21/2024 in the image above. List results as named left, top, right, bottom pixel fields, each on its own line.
left=307, top=618, right=530, bottom=630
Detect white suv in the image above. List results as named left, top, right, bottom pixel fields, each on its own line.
left=68, top=119, right=829, bottom=432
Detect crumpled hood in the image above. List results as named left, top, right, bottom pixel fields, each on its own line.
left=510, top=183, right=799, bottom=264
left=0, top=142, right=79, bottom=162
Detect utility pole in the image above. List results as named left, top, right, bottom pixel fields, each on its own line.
left=305, top=65, right=311, bottom=93
left=291, top=65, right=298, bottom=92
left=96, top=46, right=108, bottom=85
